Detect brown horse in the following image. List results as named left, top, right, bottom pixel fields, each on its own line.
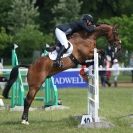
left=2, top=23, right=121, bottom=125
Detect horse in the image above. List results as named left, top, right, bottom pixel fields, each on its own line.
left=2, top=23, right=121, bottom=125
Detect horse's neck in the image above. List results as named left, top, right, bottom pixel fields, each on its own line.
left=89, top=24, right=112, bottom=40
left=71, top=24, right=112, bottom=41
left=72, top=31, right=87, bottom=39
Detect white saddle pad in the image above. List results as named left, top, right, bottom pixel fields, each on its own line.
left=48, top=42, right=73, bottom=60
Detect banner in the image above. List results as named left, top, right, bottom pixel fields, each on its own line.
left=53, top=68, right=88, bottom=88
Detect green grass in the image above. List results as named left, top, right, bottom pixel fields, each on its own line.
left=0, top=88, right=133, bottom=133
left=111, top=72, right=132, bottom=83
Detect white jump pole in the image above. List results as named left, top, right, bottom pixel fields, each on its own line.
left=81, top=48, right=100, bottom=125
left=93, top=48, right=99, bottom=121
left=88, top=48, right=99, bottom=122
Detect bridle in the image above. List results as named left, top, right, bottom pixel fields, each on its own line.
left=108, top=26, right=121, bottom=53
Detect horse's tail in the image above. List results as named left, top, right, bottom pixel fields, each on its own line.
left=2, top=65, right=29, bottom=99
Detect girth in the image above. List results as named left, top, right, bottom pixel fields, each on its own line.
left=69, top=54, right=80, bottom=66
left=69, top=54, right=94, bottom=67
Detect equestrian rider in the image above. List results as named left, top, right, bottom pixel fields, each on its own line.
left=53, top=14, right=96, bottom=67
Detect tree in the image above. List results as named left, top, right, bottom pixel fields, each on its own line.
left=7, top=0, right=39, bottom=34
left=0, top=0, right=12, bottom=31
left=80, top=0, right=133, bottom=19
left=36, top=0, right=133, bottom=33
left=13, top=25, right=44, bottom=58
left=98, top=15, right=133, bottom=51
left=36, top=0, right=58, bottom=33
left=0, top=27, right=13, bottom=58
left=52, top=0, right=83, bottom=25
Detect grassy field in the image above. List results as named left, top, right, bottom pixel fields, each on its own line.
left=0, top=87, right=133, bottom=133
left=110, top=71, right=132, bottom=83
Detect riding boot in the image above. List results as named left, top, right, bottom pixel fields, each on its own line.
left=45, top=46, right=56, bottom=52
left=53, top=45, right=66, bottom=67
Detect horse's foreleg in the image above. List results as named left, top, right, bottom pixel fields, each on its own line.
left=21, top=73, right=47, bottom=125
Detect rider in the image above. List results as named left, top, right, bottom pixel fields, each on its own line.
left=53, top=14, right=96, bottom=67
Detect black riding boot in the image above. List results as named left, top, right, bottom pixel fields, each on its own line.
left=45, top=46, right=56, bottom=52
left=53, top=45, right=66, bottom=67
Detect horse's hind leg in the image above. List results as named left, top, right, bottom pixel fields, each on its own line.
left=21, top=71, right=47, bottom=125
left=21, top=57, right=52, bottom=125
left=21, top=86, right=39, bottom=125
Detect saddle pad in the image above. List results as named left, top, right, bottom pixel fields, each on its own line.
left=48, top=42, right=73, bottom=60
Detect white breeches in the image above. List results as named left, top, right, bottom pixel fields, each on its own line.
left=55, top=28, right=69, bottom=49
left=113, top=75, right=118, bottom=81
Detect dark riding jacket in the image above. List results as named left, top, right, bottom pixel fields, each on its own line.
left=56, top=20, right=96, bottom=36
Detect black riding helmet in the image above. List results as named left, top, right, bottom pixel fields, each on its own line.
left=81, top=14, right=94, bottom=23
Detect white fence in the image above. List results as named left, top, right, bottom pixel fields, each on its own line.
left=81, top=48, right=133, bottom=125
left=80, top=48, right=100, bottom=124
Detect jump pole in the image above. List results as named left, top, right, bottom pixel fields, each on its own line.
left=80, top=48, right=99, bottom=125
left=11, top=44, right=25, bottom=107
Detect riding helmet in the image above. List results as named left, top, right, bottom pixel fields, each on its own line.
left=81, top=14, right=94, bottom=23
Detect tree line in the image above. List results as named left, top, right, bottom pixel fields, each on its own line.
left=0, top=0, right=133, bottom=64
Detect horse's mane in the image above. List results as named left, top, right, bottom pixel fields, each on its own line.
left=96, top=22, right=112, bottom=27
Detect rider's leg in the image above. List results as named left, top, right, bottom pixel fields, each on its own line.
left=53, top=28, right=69, bottom=67
left=55, top=28, right=69, bottom=49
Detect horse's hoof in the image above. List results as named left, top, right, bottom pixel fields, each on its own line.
left=21, top=120, right=29, bottom=125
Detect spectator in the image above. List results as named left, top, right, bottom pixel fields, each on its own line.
left=0, top=62, right=3, bottom=76
left=106, top=45, right=112, bottom=58
left=112, top=59, right=120, bottom=87
left=105, top=55, right=111, bottom=87
left=99, top=64, right=106, bottom=87
left=129, top=55, right=133, bottom=82
left=99, top=56, right=111, bottom=87
left=106, top=44, right=115, bottom=63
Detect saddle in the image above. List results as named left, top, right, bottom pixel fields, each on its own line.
left=45, top=42, right=73, bottom=61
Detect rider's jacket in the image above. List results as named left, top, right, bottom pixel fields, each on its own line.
left=56, top=20, right=96, bottom=35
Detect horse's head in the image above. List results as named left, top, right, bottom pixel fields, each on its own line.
left=95, top=24, right=121, bottom=53
left=106, top=25, right=121, bottom=53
